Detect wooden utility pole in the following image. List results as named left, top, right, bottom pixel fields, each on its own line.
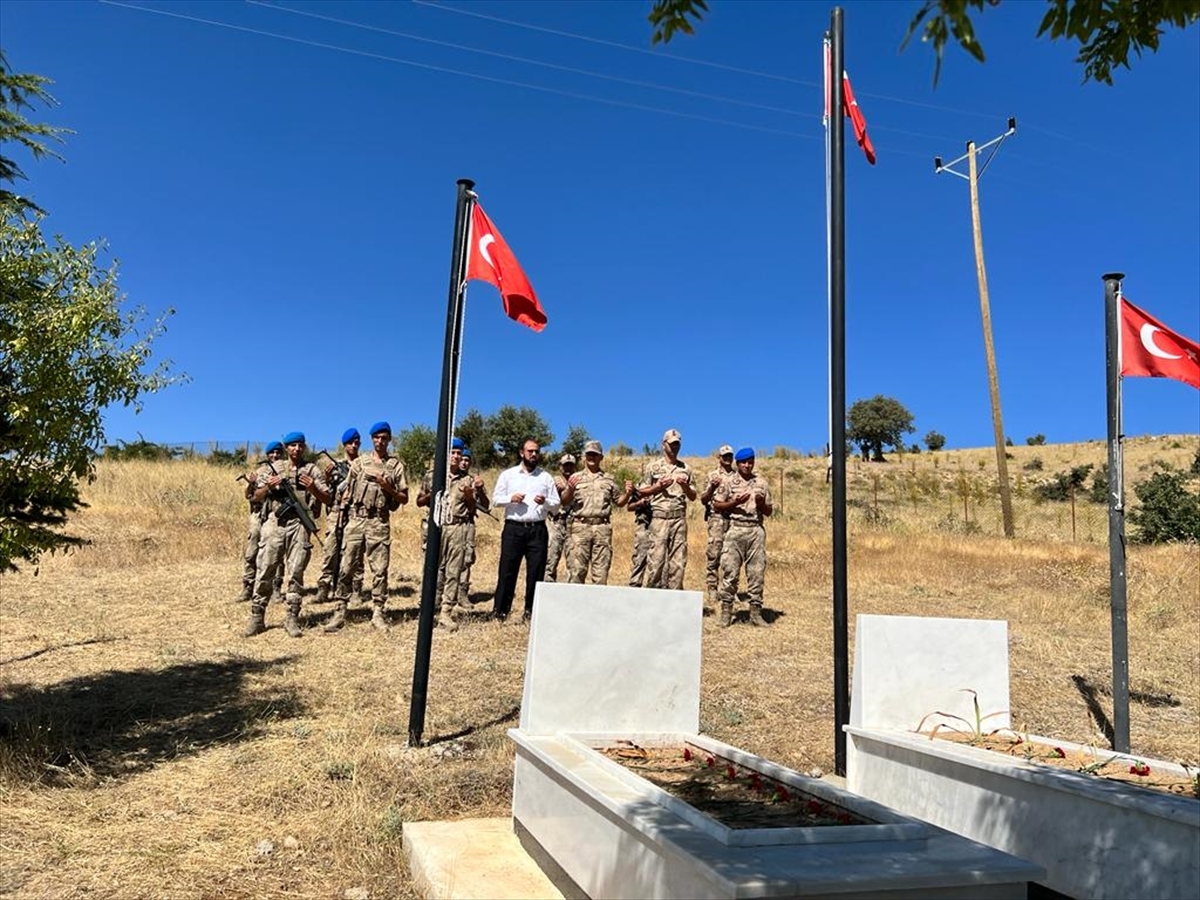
left=936, top=120, right=1017, bottom=538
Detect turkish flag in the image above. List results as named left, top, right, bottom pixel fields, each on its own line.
left=466, top=204, right=547, bottom=332
left=1121, top=298, right=1200, bottom=389
left=843, top=72, right=875, bottom=166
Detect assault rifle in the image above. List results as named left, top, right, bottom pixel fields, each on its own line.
left=234, top=459, right=270, bottom=484
left=318, top=450, right=350, bottom=594
left=265, top=460, right=318, bottom=534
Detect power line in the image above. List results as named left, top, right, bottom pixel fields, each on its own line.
left=99, top=1, right=815, bottom=139
left=250, top=0, right=807, bottom=119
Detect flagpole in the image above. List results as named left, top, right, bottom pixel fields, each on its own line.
left=408, top=177, right=476, bottom=747
left=1103, top=271, right=1130, bottom=754
left=829, top=6, right=850, bottom=778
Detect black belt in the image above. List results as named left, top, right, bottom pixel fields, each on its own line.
left=505, top=519, right=545, bottom=528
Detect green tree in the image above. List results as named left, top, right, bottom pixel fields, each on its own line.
left=0, top=55, right=181, bottom=573
left=1026, top=433, right=1047, bottom=446
left=1128, top=468, right=1200, bottom=543
left=394, top=424, right=436, bottom=483
left=488, top=405, right=553, bottom=467
left=847, top=395, right=915, bottom=462
left=924, top=430, right=947, bottom=451
left=647, top=1, right=1197, bottom=85
left=454, top=408, right=496, bottom=469
left=559, top=424, right=590, bottom=461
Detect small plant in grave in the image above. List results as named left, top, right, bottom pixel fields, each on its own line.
left=914, top=688, right=1010, bottom=745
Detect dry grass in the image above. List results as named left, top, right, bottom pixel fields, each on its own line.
left=1, top=438, right=1198, bottom=899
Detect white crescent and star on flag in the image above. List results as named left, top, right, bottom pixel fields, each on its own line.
left=1139, top=324, right=1182, bottom=360
left=478, top=233, right=496, bottom=268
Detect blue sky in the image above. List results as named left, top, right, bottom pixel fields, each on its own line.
left=5, top=0, right=1198, bottom=456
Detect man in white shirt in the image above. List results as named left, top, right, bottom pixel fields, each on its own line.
left=490, top=438, right=561, bottom=623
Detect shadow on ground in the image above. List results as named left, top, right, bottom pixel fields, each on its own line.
left=0, top=656, right=304, bottom=786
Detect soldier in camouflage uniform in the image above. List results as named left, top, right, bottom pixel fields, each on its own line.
left=543, top=454, right=575, bottom=582
left=560, top=440, right=630, bottom=585
left=245, top=432, right=331, bottom=638
left=639, top=428, right=697, bottom=590
left=325, top=421, right=408, bottom=633
left=626, top=482, right=652, bottom=587
left=315, top=428, right=362, bottom=604
left=698, top=444, right=735, bottom=608
left=434, top=443, right=483, bottom=632
left=713, top=447, right=773, bottom=628
left=237, top=440, right=284, bottom=603
left=457, top=447, right=489, bottom=611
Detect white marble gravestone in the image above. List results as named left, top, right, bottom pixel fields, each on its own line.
left=849, top=613, right=1010, bottom=732
left=520, top=583, right=702, bottom=736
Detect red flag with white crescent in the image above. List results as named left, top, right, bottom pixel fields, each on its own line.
left=842, top=71, right=876, bottom=166
left=1120, top=298, right=1200, bottom=389
left=466, top=203, right=547, bottom=332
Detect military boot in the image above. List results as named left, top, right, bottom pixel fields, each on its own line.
left=243, top=605, right=267, bottom=637
left=315, top=583, right=330, bottom=604
left=236, top=582, right=253, bottom=603
left=371, top=603, right=391, bottom=634
left=271, top=580, right=283, bottom=605
left=717, top=602, right=733, bottom=628
left=749, top=604, right=769, bottom=627
left=324, top=600, right=347, bottom=632
left=283, top=600, right=304, bottom=638
left=437, top=608, right=459, bottom=633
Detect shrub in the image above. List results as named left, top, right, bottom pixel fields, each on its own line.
left=924, top=430, right=946, bottom=452
left=1026, top=434, right=1046, bottom=446
left=1128, top=469, right=1200, bottom=543
left=1024, top=457, right=1044, bottom=471
left=1033, top=464, right=1094, bottom=502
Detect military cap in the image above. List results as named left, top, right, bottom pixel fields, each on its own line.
left=583, top=440, right=603, bottom=456
left=461, top=447, right=472, bottom=459
left=265, top=440, right=283, bottom=454
left=341, top=427, right=360, bottom=445
left=282, top=431, right=305, bottom=445
left=734, top=447, right=755, bottom=462
left=662, top=428, right=682, bottom=444
left=560, top=453, right=577, bottom=465
left=451, top=437, right=465, bottom=450
left=369, top=421, right=391, bottom=436
left=718, top=444, right=734, bottom=457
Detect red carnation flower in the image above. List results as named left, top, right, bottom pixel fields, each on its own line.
left=726, top=764, right=737, bottom=780
left=706, top=756, right=715, bottom=768
left=1053, top=747, right=1066, bottom=758
left=683, top=748, right=692, bottom=761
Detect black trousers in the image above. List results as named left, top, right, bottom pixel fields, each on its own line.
left=494, top=520, right=548, bottom=619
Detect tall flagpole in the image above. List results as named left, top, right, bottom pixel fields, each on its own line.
left=408, top=178, right=475, bottom=747
left=1102, top=271, right=1130, bottom=753
left=828, top=7, right=850, bottom=777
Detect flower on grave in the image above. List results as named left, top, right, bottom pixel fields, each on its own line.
left=725, top=764, right=737, bottom=780
left=1053, top=747, right=1066, bottom=758
left=683, top=748, right=692, bottom=762
left=806, top=799, right=823, bottom=815
left=706, top=756, right=715, bottom=768
left=775, top=786, right=791, bottom=802
left=1130, top=761, right=1151, bottom=777
left=836, top=811, right=854, bottom=824
left=749, top=773, right=763, bottom=792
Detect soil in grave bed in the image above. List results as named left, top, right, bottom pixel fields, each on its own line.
left=599, top=742, right=871, bottom=829
left=926, top=731, right=1200, bottom=798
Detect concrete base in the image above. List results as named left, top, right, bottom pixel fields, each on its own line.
left=402, top=818, right=564, bottom=900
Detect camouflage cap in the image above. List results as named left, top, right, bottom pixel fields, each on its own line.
left=662, top=428, right=682, bottom=444
left=560, top=453, right=577, bottom=465
left=583, top=440, right=603, bottom=456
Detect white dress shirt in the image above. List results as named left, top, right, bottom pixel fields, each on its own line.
left=492, top=464, right=561, bottom=522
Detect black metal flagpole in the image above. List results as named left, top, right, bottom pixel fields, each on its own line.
left=1103, top=271, right=1131, bottom=753
left=829, top=7, right=850, bottom=777
left=408, top=178, right=475, bottom=747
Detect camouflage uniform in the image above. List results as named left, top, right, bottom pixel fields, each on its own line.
left=544, top=459, right=574, bottom=582
left=701, top=453, right=735, bottom=600
left=716, top=470, right=773, bottom=626
left=418, top=464, right=434, bottom=554
left=565, top=469, right=622, bottom=585
left=239, top=459, right=279, bottom=602
left=251, top=458, right=328, bottom=632
left=459, top=474, right=489, bottom=608
left=316, top=457, right=362, bottom=603
left=336, top=453, right=407, bottom=624
left=435, top=469, right=479, bottom=630
left=627, top=492, right=653, bottom=587
left=641, top=457, right=695, bottom=590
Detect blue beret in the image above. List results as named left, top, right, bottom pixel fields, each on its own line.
left=341, top=427, right=360, bottom=445
left=451, top=437, right=465, bottom=450
left=461, top=447, right=472, bottom=458
left=265, top=440, right=282, bottom=454
left=282, top=431, right=305, bottom=445
left=369, top=421, right=391, bottom=436
left=734, top=447, right=755, bottom=462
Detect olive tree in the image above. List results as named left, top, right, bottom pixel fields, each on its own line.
left=847, top=395, right=916, bottom=462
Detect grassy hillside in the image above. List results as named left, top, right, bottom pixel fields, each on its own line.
left=1, top=436, right=1196, bottom=898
